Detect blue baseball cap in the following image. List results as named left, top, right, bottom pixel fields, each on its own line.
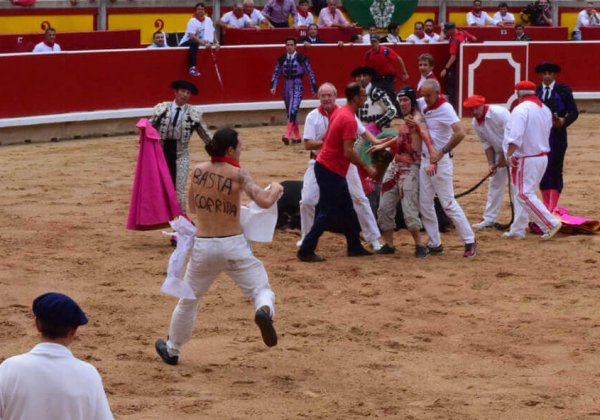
left=32, top=292, right=88, bottom=327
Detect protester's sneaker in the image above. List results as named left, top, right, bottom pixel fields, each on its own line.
left=297, top=251, right=326, bottom=262
left=296, top=239, right=303, bottom=248
left=281, top=136, right=290, bottom=146
left=188, top=66, right=201, bottom=77
left=369, top=240, right=383, bottom=251
left=375, top=244, right=395, bottom=255
left=155, top=339, right=178, bottom=365
left=255, top=306, right=277, bottom=347
left=472, top=220, right=495, bottom=229
left=502, top=231, right=525, bottom=240
left=415, top=245, right=430, bottom=258
left=541, top=222, right=562, bottom=240
left=428, top=244, right=444, bottom=256
left=463, top=241, right=477, bottom=258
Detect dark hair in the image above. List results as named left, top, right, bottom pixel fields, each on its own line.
left=308, top=23, right=318, bottom=30
left=38, top=318, right=73, bottom=339
left=418, top=52, right=435, bottom=66
left=424, top=18, right=435, bottom=25
left=194, top=2, right=205, bottom=9
left=350, top=33, right=362, bottom=42
left=45, top=27, right=56, bottom=34
left=153, top=30, right=163, bottom=38
left=345, top=82, right=362, bottom=101
left=387, top=23, right=398, bottom=33
left=206, top=127, right=240, bottom=157
left=515, top=22, right=525, bottom=28
left=498, top=1, right=508, bottom=7
left=285, top=36, right=297, bottom=45
left=414, top=21, right=424, bottom=29
left=299, top=0, right=308, bottom=4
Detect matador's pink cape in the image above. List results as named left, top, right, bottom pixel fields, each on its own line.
left=126, top=118, right=183, bottom=231
left=554, top=207, right=600, bottom=234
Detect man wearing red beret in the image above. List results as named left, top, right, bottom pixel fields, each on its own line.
left=504, top=81, right=562, bottom=240
left=463, top=94, right=511, bottom=229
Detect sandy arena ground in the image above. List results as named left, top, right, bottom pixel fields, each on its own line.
left=1, top=114, right=600, bottom=419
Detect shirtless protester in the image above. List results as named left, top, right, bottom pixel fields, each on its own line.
left=155, top=128, right=283, bottom=365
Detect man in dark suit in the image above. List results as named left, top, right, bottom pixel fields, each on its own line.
left=535, top=61, right=579, bottom=212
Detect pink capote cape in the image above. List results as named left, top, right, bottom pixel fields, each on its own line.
left=126, top=118, right=183, bottom=230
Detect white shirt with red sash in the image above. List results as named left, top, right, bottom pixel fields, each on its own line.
left=32, top=41, right=61, bottom=53
left=472, top=104, right=510, bottom=154
left=180, top=16, right=215, bottom=45
left=504, top=97, right=552, bottom=158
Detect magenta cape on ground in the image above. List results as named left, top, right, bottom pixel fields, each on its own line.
left=126, top=118, right=182, bottom=231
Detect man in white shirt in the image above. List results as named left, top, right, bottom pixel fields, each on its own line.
left=573, top=2, right=600, bottom=40
left=414, top=80, right=477, bottom=257
left=218, top=3, right=254, bottom=29
left=147, top=31, right=170, bottom=48
left=296, top=0, right=315, bottom=26
left=504, top=80, right=562, bottom=240
left=299, top=82, right=383, bottom=251
left=32, top=27, right=61, bottom=53
left=463, top=95, right=511, bottom=229
left=467, top=0, right=498, bottom=26
left=406, top=21, right=428, bottom=44
left=0, top=293, right=113, bottom=420
left=492, top=2, right=516, bottom=26
left=424, top=19, right=442, bottom=43
left=243, top=0, right=272, bottom=27
left=179, top=2, right=219, bottom=77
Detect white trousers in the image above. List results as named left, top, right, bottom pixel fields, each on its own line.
left=419, top=155, right=475, bottom=247
left=482, top=153, right=509, bottom=223
left=167, top=234, right=275, bottom=355
left=509, top=155, right=560, bottom=236
left=299, top=160, right=381, bottom=242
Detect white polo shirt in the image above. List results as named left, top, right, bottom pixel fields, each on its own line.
left=246, top=9, right=267, bottom=26
left=466, top=11, right=497, bottom=26
left=504, top=100, right=552, bottom=157
left=492, top=11, right=516, bottom=24
left=179, top=16, right=215, bottom=44
left=424, top=32, right=441, bottom=43
left=32, top=42, right=61, bottom=53
left=221, top=11, right=252, bottom=28
left=0, top=343, right=113, bottom=420
left=303, top=106, right=366, bottom=157
left=406, top=33, right=427, bottom=44
left=472, top=105, right=510, bottom=153
left=417, top=97, right=460, bottom=152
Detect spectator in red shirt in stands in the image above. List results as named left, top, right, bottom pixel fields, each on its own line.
left=364, top=34, right=409, bottom=112
left=439, top=22, right=476, bottom=109
left=297, top=83, right=376, bottom=262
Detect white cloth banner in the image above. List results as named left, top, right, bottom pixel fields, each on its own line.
left=160, top=217, right=196, bottom=300
left=240, top=190, right=279, bottom=242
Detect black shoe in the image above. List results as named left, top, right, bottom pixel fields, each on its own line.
left=415, top=245, right=430, bottom=258
left=292, top=139, right=301, bottom=145
left=347, top=247, right=373, bottom=257
left=281, top=136, right=290, bottom=145
left=428, top=244, right=444, bottom=256
left=155, top=339, right=178, bottom=365
left=376, top=244, right=396, bottom=254
left=255, top=306, right=277, bottom=347
left=297, top=251, right=326, bottom=262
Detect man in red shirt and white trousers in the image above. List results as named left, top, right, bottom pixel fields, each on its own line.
left=504, top=81, right=562, bottom=240
left=297, top=83, right=377, bottom=262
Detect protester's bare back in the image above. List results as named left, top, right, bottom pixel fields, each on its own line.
left=188, top=161, right=243, bottom=237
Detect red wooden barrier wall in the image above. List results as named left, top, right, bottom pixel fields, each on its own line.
left=221, top=27, right=362, bottom=45
left=0, top=43, right=449, bottom=119
left=457, top=26, right=569, bottom=42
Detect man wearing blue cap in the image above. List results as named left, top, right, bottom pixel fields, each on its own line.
left=0, top=292, right=113, bottom=420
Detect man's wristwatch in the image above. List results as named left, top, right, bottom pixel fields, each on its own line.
left=442, top=146, right=450, bottom=154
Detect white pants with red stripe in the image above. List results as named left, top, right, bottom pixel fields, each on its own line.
left=299, top=160, right=381, bottom=242
left=419, top=155, right=475, bottom=247
left=509, top=155, right=560, bottom=236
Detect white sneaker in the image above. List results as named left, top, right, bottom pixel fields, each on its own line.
left=370, top=240, right=382, bottom=251
left=472, top=220, right=495, bottom=229
left=503, top=231, right=525, bottom=240
left=541, top=222, right=562, bottom=240
left=296, top=239, right=303, bottom=248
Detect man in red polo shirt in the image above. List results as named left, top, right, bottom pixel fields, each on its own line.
left=364, top=34, right=409, bottom=112
left=439, top=22, right=476, bottom=109
left=297, top=83, right=377, bottom=262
